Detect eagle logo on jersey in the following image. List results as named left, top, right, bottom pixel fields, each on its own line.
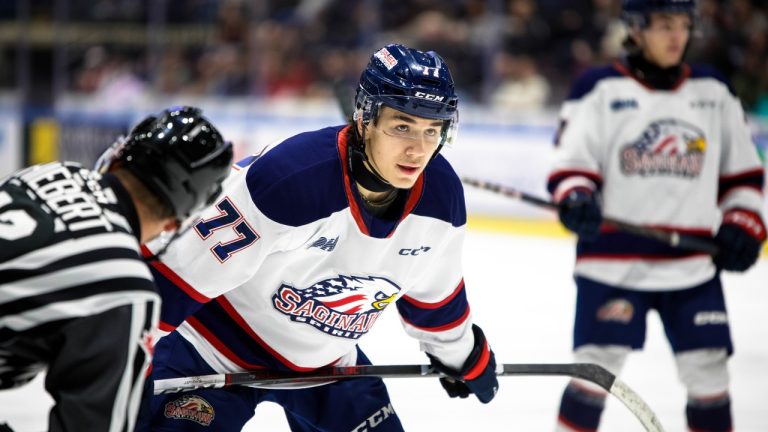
left=164, top=394, right=215, bottom=426
left=272, top=275, right=402, bottom=339
left=620, top=119, right=706, bottom=177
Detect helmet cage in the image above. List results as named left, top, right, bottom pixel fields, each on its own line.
left=354, top=88, right=459, bottom=149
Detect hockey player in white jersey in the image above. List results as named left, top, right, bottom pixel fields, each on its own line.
left=138, top=44, right=498, bottom=431
left=0, top=106, right=232, bottom=432
left=548, top=1, right=766, bottom=431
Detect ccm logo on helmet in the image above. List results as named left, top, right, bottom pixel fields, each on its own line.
left=414, top=92, right=445, bottom=102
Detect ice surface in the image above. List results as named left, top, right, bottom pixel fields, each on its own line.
left=2, top=231, right=766, bottom=431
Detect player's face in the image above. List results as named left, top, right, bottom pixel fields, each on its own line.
left=638, top=13, right=691, bottom=68
left=365, top=106, right=443, bottom=188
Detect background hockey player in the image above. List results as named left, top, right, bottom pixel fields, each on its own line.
left=138, top=43, right=498, bottom=431
left=547, top=1, right=766, bottom=431
left=0, top=106, right=233, bottom=432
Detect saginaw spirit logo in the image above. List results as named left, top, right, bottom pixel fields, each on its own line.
left=272, top=275, right=401, bottom=339
left=597, top=299, right=634, bottom=324
left=620, top=119, right=707, bottom=177
left=164, top=395, right=215, bottom=426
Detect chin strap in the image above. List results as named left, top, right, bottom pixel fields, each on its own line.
left=347, top=125, right=395, bottom=193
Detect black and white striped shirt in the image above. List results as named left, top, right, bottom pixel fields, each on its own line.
left=0, top=161, right=160, bottom=432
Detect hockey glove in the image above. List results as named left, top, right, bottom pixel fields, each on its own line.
left=714, top=209, right=766, bottom=272
left=427, top=324, right=498, bottom=404
left=557, top=189, right=602, bottom=240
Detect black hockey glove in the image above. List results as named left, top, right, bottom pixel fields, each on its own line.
left=557, top=189, right=602, bottom=240
left=427, top=324, right=498, bottom=404
left=714, top=209, right=766, bottom=272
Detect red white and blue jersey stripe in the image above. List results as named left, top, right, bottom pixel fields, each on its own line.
left=144, top=125, right=476, bottom=373
left=549, top=62, right=765, bottom=290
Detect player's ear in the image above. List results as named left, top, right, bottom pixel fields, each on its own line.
left=628, top=26, right=643, bottom=47
left=162, top=218, right=180, bottom=232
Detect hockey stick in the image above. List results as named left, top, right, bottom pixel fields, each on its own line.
left=154, top=362, right=664, bottom=432
left=462, top=177, right=720, bottom=256
left=333, top=79, right=355, bottom=122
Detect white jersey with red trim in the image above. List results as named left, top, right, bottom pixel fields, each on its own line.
left=548, top=62, right=765, bottom=290
left=145, top=125, right=477, bottom=373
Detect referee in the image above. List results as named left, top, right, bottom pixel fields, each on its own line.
left=0, top=106, right=232, bottom=431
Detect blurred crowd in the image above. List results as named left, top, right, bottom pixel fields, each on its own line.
left=1, top=0, right=767, bottom=114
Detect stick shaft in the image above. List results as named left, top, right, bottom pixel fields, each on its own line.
left=462, top=177, right=719, bottom=255
left=154, top=363, right=662, bottom=432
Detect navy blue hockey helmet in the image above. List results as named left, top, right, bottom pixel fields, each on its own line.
left=355, top=44, right=459, bottom=148
left=95, top=106, right=233, bottom=220
left=623, top=0, right=696, bottom=27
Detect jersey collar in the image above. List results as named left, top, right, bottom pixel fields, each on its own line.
left=614, top=57, right=691, bottom=91
left=337, top=125, right=424, bottom=237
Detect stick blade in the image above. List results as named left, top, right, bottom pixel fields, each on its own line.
left=609, top=378, right=666, bottom=432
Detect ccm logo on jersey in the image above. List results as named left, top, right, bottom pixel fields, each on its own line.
left=690, top=100, right=717, bottom=109
left=414, top=91, right=445, bottom=102
left=694, top=311, right=728, bottom=326
left=398, top=246, right=431, bottom=256
left=351, top=403, right=397, bottom=432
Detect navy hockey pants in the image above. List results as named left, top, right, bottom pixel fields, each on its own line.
left=573, top=275, right=733, bottom=353
left=137, top=331, right=404, bottom=432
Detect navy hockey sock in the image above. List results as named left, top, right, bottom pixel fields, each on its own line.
left=686, top=394, right=732, bottom=432
left=557, top=382, right=606, bottom=431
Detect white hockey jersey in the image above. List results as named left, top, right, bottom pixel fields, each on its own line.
left=144, top=125, right=477, bottom=374
left=549, top=62, right=765, bottom=290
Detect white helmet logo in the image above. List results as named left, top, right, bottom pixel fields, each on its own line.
left=414, top=91, right=445, bottom=102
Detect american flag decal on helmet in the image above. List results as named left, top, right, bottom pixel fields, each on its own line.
left=272, top=275, right=402, bottom=339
